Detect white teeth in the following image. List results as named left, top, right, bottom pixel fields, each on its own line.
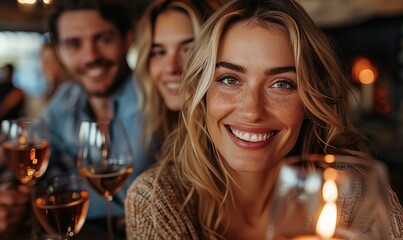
left=166, top=82, right=180, bottom=90
left=251, top=134, right=257, bottom=142
left=230, top=127, right=274, bottom=142
left=87, top=68, right=104, bottom=77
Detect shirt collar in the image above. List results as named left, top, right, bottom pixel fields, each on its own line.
left=66, top=75, right=139, bottom=119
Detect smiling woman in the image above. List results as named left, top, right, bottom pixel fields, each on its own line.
left=206, top=22, right=304, bottom=173
left=124, top=0, right=403, bottom=239
left=134, top=0, right=214, bottom=154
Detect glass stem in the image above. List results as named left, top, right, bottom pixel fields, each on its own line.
left=106, top=199, right=114, bottom=240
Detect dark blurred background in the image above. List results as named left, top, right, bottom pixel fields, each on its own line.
left=299, top=0, right=403, bottom=202
left=0, top=0, right=402, bottom=201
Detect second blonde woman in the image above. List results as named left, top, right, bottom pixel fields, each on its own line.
left=135, top=0, right=214, bottom=152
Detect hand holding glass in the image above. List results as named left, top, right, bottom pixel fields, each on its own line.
left=266, top=154, right=392, bottom=240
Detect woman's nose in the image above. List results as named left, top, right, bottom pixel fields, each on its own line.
left=166, top=51, right=183, bottom=75
left=239, top=87, right=267, bottom=122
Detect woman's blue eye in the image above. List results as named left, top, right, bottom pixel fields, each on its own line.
left=219, top=75, right=240, bottom=85
left=272, top=80, right=295, bottom=89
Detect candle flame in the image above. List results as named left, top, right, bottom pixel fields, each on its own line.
left=316, top=202, right=337, bottom=238
left=316, top=179, right=338, bottom=238
left=322, top=179, right=338, bottom=202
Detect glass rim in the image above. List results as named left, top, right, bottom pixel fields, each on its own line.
left=36, top=172, right=83, bottom=186
left=80, top=119, right=123, bottom=125
left=1, top=117, right=46, bottom=130
left=1, top=117, right=44, bottom=123
left=283, top=154, right=388, bottom=176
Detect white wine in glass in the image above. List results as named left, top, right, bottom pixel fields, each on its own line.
left=1, top=118, right=50, bottom=185
left=77, top=120, right=134, bottom=240
left=32, top=173, right=89, bottom=239
left=266, top=154, right=392, bottom=240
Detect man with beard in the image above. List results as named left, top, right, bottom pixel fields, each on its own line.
left=40, top=0, right=154, bottom=235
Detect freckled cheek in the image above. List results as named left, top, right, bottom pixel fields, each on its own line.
left=206, top=91, right=235, bottom=142
left=206, top=91, right=236, bottom=123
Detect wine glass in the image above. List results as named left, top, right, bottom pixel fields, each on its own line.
left=32, top=173, right=89, bottom=239
left=0, top=118, right=50, bottom=185
left=77, top=120, right=134, bottom=240
left=266, top=154, right=392, bottom=240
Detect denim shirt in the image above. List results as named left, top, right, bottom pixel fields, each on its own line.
left=41, top=75, right=155, bottom=218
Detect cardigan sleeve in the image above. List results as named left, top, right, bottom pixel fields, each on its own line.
left=125, top=169, right=157, bottom=239
left=388, top=186, right=403, bottom=239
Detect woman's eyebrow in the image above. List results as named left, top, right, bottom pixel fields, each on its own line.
left=215, top=61, right=245, bottom=73
left=216, top=61, right=296, bottom=75
left=152, top=38, right=194, bottom=48
left=265, top=66, right=296, bottom=75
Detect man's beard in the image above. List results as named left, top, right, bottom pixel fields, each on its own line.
left=85, top=76, right=125, bottom=97
left=77, top=59, right=130, bottom=98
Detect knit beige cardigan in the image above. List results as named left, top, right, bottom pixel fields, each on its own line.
left=125, top=164, right=403, bottom=239
left=125, top=164, right=200, bottom=239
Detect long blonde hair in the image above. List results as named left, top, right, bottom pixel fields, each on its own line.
left=156, top=0, right=368, bottom=238
left=135, top=0, right=206, bottom=151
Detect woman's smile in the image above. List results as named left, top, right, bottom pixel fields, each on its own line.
left=228, top=125, right=277, bottom=143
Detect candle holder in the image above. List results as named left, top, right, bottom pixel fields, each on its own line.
left=266, top=154, right=391, bottom=240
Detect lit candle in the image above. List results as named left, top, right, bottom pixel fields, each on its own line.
left=351, top=57, right=377, bottom=112
left=292, top=174, right=341, bottom=240
left=360, top=71, right=375, bottom=112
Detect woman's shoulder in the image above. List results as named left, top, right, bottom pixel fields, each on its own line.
left=126, top=163, right=187, bottom=211
left=128, top=163, right=181, bottom=195
left=125, top=164, right=199, bottom=239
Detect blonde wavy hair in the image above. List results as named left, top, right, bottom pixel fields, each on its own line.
left=156, top=0, right=368, bottom=238
left=135, top=0, right=205, bottom=151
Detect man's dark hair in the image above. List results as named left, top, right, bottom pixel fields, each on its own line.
left=48, top=0, right=132, bottom=42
